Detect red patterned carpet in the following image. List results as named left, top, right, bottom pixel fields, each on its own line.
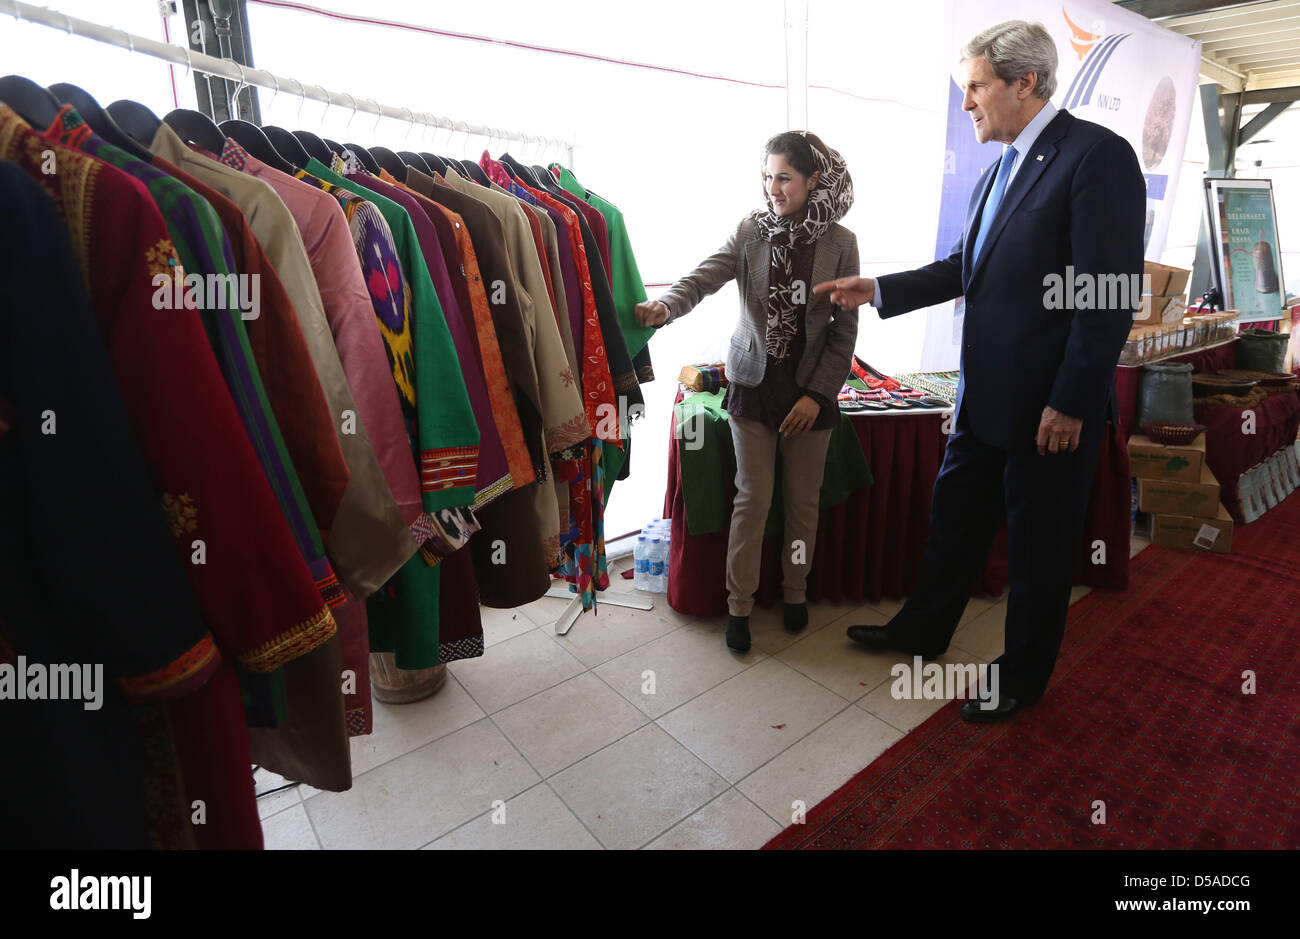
left=764, top=491, right=1300, bottom=850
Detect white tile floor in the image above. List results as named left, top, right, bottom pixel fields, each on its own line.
left=258, top=535, right=1152, bottom=850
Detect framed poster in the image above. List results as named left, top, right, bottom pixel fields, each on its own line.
left=1204, top=178, right=1287, bottom=323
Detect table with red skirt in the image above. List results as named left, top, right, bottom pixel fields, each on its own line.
left=662, top=388, right=1133, bottom=619
left=1114, top=337, right=1300, bottom=520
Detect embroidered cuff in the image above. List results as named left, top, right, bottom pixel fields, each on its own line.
left=116, top=634, right=222, bottom=703
left=548, top=414, right=592, bottom=453
left=239, top=606, right=337, bottom=673
left=420, top=445, right=479, bottom=504
left=312, top=560, right=348, bottom=610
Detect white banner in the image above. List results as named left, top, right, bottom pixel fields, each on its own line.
left=920, top=0, right=1202, bottom=370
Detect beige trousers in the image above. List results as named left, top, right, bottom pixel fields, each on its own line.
left=726, top=415, right=833, bottom=616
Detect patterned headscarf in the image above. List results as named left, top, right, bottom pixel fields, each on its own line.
left=750, top=132, right=854, bottom=361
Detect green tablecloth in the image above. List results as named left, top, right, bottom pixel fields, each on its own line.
left=674, top=390, right=873, bottom=536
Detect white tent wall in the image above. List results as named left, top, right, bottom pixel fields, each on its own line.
left=6, top=0, right=1270, bottom=540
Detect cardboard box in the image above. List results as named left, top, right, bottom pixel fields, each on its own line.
left=1144, top=261, right=1191, bottom=298
left=1135, top=294, right=1176, bottom=324
left=1138, top=465, right=1219, bottom=518
left=1151, top=503, right=1234, bottom=554
left=1128, top=433, right=1206, bottom=482
left=1134, top=296, right=1191, bottom=326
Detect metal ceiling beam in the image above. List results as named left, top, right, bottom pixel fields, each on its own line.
left=1114, top=0, right=1261, bottom=19
left=1158, top=0, right=1300, bottom=28
left=1231, top=52, right=1300, bottom=68
left=1218, top=33, right=1300, bottom=59
left=1239, top=100, right=1291, bottom=139
left=1169, top=15, right=1300, bottom=42
left=1201, top=54, right=1248, bottom=89
left=1246, top=62, right=1300, bottom=72
left=1242, top=84, right=1300, bottom=103
left=1203, top=27, right=1300, bottom=53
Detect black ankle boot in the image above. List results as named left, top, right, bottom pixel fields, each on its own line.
left=783, top=602, right=808, bottom=633
left=726, top=614, right=751, bottom=652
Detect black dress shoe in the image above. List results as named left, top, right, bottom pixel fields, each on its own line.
left=846, top=624, right=893, bottom=650
left=845, top=624, right=940, bottom=660
left=726, top=614, right=751, bottom=653
left=783, top=602, right=808, bottom=633
left=959, top=695, right=1023, bottom=723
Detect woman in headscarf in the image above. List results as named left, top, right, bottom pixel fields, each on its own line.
left=636, top=131, right=859, bottom=652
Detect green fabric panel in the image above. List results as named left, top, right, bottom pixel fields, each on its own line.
left=600, top=437, right=626, bottom=504
left=365, top=553, right=443, bottom=669
left=674, top=391, right=733, bottom=535
left=551, top=164, right=655, bottom=361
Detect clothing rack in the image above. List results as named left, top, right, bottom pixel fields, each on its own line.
left=4, top=0, right=651, bottom=633
left=0, top=0, right=575, bottom=163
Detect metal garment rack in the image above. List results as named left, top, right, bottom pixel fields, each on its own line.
left=4, top=0, right=644, bottom=632
left=0, top=0, right=575, bottom=162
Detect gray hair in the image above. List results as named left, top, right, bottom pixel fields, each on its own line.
left=961, top=20, right=1058, bottom=100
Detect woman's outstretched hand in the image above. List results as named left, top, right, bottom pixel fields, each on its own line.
left=812, top=276, right=874, bottom=311
left=780, top=395, right=820, bottom=438
left=635, top=300, right=670, bottom=327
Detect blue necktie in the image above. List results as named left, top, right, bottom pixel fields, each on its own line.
left=972, top=146, right=1018, bottom=263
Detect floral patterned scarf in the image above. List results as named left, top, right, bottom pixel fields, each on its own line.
left=750, top=133, right=854, bottom=361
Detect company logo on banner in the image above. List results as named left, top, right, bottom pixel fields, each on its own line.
left=919, top=0, right=1201, bottom=370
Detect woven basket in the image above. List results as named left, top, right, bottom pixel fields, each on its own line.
left=1216, top=369, right=1300, bottom=395
left=1192, top=386, right=1268, bottom=409
left=1141, top=421, right=1205, bottom=446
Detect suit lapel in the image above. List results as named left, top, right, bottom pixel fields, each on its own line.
left=745, top=237, right=768, bottom=308
left=963, top=158, right=1001, bottom=283
left=967, top=109, right=1073, bottom=289
left=811, top=237, right=840, bottom=305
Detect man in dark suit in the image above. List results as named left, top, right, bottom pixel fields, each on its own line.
left=817, top=19, right=1145, bottom=722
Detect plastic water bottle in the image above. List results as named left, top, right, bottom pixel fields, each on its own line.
left=634, top=536, right=650, bottom=591
left=661, top=527, right=672, bottom=592
left=648, top=537, right=665, bottom=593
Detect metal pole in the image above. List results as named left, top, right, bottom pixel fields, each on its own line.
left=0, top=0, right=573, bottom=152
